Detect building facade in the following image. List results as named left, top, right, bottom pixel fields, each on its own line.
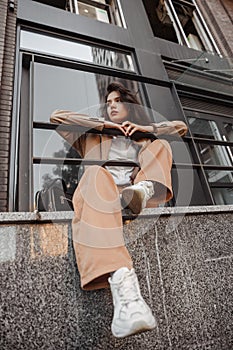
left=0, top=0, right=233, bottom=212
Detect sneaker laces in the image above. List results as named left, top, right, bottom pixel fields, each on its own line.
left=115, top=274, right=140, bottom=305
left=137, top=181, right=154, bottom=202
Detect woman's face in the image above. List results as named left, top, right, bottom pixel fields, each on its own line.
left=106, top=91, right=129, bottom=123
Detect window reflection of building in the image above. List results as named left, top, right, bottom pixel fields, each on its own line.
left=91, top=47, right=137, bottom=103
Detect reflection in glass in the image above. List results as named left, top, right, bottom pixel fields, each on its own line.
left=188, top=116, right=233, bottom=168
left=33, top=62, right=139, bottom=122
left=33, top=129, right=79, bottom=158
left=224, top=123, right=233, bottom=142
left=33, top=63, right=100, bottom=122
left=197, top=144, right=232, bottom=166
left=20, top=31, right=134, bottom=71
left=33, top=129, right=82, bottom=202
left=188, top=116, right=233, bottom=173
left=205, top=170, right=233, bottom=183
left=212, top=188, right=233, bottom=205
left=33, top=163, right=83, bottom=209
left=170, top=141, right=194, bottom=164
left=188, top=117, right=221, bottom=140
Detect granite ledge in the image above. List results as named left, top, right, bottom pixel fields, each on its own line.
left=0, top=205, right=233, bottom=223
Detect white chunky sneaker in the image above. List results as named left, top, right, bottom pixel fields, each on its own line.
left=108, top=267, right=156, bottom=338
left=122, top=181, right=155, bottom=214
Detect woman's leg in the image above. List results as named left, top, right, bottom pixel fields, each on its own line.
left=72, top=165, right=133, bottom=290
left=122, top=139, right=173, bottom=212
left=135, top=139, right=173, bottom=203
left=73, top=166, right=156, bottom=338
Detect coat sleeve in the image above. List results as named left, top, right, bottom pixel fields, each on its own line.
left=151, top=120, right=188, bottom=137
left=50, top=109, right=105, bottom=157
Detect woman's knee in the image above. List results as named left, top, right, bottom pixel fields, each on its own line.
left=150, top=139, right=171, bottom=151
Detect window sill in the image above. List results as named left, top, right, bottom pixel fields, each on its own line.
left=1, top=205, right=233, bottom=224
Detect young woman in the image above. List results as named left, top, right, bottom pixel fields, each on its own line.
left=51, top=81, right=187, bottom=338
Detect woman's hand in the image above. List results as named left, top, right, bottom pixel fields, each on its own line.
left=104, top=120, right=127, bottom=136
left=104, top=120, right=154, bottom=137
left=122, top=121, right=154, bottom=136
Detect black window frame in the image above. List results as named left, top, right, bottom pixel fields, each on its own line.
left=182, top=109, right=233, bottom=205
left=15, top=28, right=183, bottom=212
left=13, top=26, right=227, bottom=212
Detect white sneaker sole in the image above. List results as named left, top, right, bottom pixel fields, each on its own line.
left=112, top=314, right=156, bottom=338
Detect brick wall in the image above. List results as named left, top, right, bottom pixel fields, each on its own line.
left=0, top=0, right=17, bottom=212
left=221, top=0, right=233, bottom=22
left=196, top=0, right=233, bottom=57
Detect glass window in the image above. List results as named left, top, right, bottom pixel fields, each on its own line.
left=33, top=164, right=83, bottom=207
left=29, top=60, right=149, bottom=209
left=187, top=116, right=232, bottom=167
left=197, top=144, right=232, bottom=167
left=143, top=0, right=219, bottom=53
left=32, top=62, right=138, bottom=122
left=77, top=1, right=110, bottom=23
left=205, top=170, right=233, bottom=184
left=224, top=123, right=233, bottom=142
left=211, top=188, right=233, bottom=205
left=185, top=113, right=233, bottom=205
left=67, top=0, right=126, bottom=27
left=20, top=31, right=134, bottom=71
left=187, top=117, right=221, bottom=140
left=33, top=0, right=126, bottom=27
left=33, top=129, right=77, bottom=158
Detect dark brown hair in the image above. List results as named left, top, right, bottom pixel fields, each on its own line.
left=102, top=81, right=152, bottom=125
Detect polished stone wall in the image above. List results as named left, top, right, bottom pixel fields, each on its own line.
left=0, top=207, right=233, bottom=349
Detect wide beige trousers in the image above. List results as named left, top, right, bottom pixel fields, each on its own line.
left=72, top=139, right=173, bottom=290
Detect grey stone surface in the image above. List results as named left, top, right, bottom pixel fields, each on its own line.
left=0, top=212, right=232, bottom=349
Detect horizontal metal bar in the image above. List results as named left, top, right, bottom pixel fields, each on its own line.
left=182, top=106, right=233, bottom=120
left=31, top=54, right=172, bottom=88
left=33, top=157, right=194, bottom=168
left=176, top=85, right=233, bottom=105
left=80, top=0, right=110, bottom=11
left=203, top=164, right=233, bottom=170
left=33, top=157, right=139, bottom=167
left=34, top=121, right=160, bottom=140
left=209, top=183, right=233, bottom=188
left=185, top=135, right=233, bottom=147
left=171, top=163, right=233, bottom=170
left=33, top=122, right=189, bottom=142
left=33, top=157, right=233, bottom=172
left=34, top=122, right=233, bottom=146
